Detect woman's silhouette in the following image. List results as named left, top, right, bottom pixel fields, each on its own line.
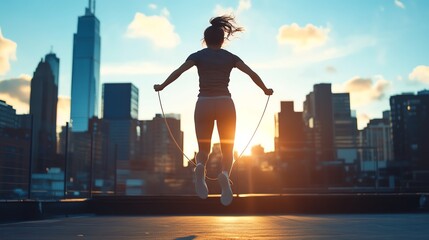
left=154, top=15, right=273, bottom=206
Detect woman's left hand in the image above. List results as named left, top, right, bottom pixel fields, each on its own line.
left=264, top=88, right=274, bottom=96
left=154, top=84, right=164, bottom=92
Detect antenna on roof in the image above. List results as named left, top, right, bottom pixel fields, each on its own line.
left=87, top=0, right=96, bottom=14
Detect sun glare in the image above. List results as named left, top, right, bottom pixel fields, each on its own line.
left=234, top=133, right=253, bottom=156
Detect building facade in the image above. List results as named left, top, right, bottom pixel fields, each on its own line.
left=0, top=102, right=30, bottom=199
left=29, top=53, right=59, bottom=173
left=70, top=0, right=101, bottom=132
left=102, top=83, right=140, bottom=195
left=361, top=111, right=393, bottom=163
left=140, top=114, right=184, bottom=175
left=390, top=91, right=429, bottom=172
left=332, top=93, right=358, bottom=150
left=303, top=83, right=335, bottom=162
left=275, top=101, right=313, bottom=187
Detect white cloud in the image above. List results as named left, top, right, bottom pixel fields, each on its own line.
left=101, top=61, right=173, bottom=76
left=333, top=75, right=390, bottom=108
left=394, top=0, right=405, bottom=9
left=148, top=4, right=157, bottom=10
left=0, top=74, right=31, bottom=113
left=277, top=23, right=330, bottom=50
left=126, top=12, right=180, bottom=48
left=0, top=29, right=17, bottom=75
left=0, top=75, right=71, bottom=132
left=409, top=65, right=429, bottom=84
left=255, top=36, right=376, bottom=70
left=214, top=0, right=251, bottom=16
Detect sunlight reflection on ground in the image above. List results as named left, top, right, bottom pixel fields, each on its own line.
left=1, top=214, right=429, bottom=239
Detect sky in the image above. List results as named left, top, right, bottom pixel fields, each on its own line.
left=1, top=0, right=429, bottom=157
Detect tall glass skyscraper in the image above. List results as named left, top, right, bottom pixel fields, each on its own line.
left=70, top=0, right=101, bottom=132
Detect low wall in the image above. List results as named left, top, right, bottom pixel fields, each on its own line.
left=1, top=193, right=428, bottom=223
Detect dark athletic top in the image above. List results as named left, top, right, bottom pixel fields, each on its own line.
left=186, top=48, right=242, bottom=97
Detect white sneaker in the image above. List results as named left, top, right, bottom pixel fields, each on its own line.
left=218, top=172, right=233, bottom=206
left=194, top=163, right=208, bottom=199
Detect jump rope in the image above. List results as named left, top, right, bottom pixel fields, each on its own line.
left=157, top=91, right=271, bottom=181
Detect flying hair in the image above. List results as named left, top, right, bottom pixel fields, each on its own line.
left=204, top=15, right=243, bottom=46
left=210, top=15, right=243, bottom=40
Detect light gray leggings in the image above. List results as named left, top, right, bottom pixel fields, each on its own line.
left=194, top=97, right=236, bottom=172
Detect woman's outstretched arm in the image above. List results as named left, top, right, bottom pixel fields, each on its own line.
left=154, top=60, right=195, bottom=91
left=236, top=60, right=273, bottom=95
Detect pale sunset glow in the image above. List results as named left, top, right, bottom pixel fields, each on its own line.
left=1, top=0, right=429, bottom=159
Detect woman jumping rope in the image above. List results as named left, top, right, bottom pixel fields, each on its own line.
left=154, top=15, right=273, bottom=206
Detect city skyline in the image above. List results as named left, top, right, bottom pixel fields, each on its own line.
left=1, top=0, right=429, bottom=156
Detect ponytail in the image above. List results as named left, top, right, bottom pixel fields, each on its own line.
left=204, top=15, right=243, bottom=46
left=209, top=15, right=243, bottom=40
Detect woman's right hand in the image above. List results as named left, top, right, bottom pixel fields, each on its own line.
left=154, top=84, right=164, bottom=92
left=264, top=88, right=274, bottom=96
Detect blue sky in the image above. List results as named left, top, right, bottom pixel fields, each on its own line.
left=1, top=0, right=429, bottom=156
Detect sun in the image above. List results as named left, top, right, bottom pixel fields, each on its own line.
left=234, top=133, right=253, bottom=157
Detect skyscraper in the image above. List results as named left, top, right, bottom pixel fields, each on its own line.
left=103, top=83, right=140, bottom=195
left=390, top=91, right=429, bottom=169
left=275, top=101, right=312, bottom=187
left=332, top=93, right=358, bottom=149
left=361, top=111, right=393, bottom=163
left=103, top=83, right=139, bottom=120
left=0, top=101, right=31, bottom=199
left=303, top=83, right=335, bottom=162
left=29, top=53, right=59, bottom=172
left=103, top=83, right=139, bottom=161
left=0, top=100, right=18, bottom=129
left=70, top=0, right=101, bottom=132
left=275, top=101, right=309, bottom=159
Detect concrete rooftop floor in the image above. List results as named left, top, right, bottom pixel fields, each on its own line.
left=1, top=213, right=429, bottom=240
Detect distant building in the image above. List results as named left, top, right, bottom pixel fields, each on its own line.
left=390, top=91, right=429, bottom=173
left=275, top=101, right=308, bottom=157
left=206, top=143, right=222, bottom=178
left=88, top=117, right=110, bottom=195
left=0, top=101, right=31, bottom=199
left=303, top=83, right=335, bottom=161
left=332, top=92, right=359, bottom=182
left=275, top=101, right=313, bottom=187
left=361, top=111, right=393, bottom=164
left=29, top=53, right=59, bottom=173
left=140, top=114, right=184, bottom=175
left=66, top=130, right=91, bottom=196
left=0, top=100, right=19, bottom=128
left=102, top=83, right=140, bottom=195
left=332, top=93, right=358, bottom=149
left=103, top=83, right=139, bottom=162
left=70, top=0, right=101, bottom=132
left=102, top=83, right=138, bottom=120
